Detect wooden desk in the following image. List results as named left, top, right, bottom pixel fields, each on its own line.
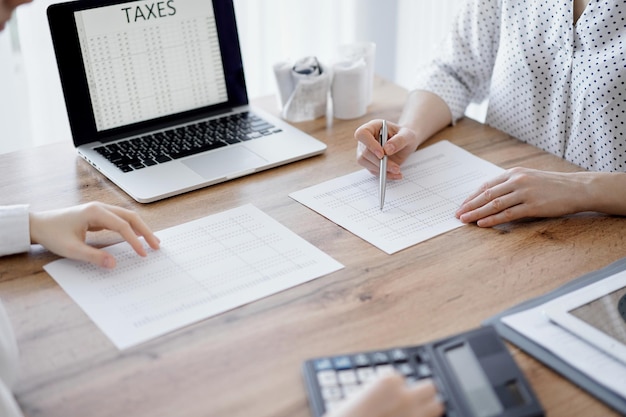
left=0, top=78, right=622, bottom=417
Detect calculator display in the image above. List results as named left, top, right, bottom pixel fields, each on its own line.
left=445, top=342, right=503, bottom=417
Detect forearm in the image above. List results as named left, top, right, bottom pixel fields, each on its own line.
left=397, top=90, right=453, bottom=149
left=580, top=171, right=626, bottom=215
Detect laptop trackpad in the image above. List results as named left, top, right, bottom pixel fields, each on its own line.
left=182, top=146, right=267, bottom=180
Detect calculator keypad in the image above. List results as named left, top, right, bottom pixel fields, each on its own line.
left=305, top=326, right=546, bottom=417
left=311, top=348, right=436, bottom=413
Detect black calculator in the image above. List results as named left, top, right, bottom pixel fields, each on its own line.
left=302, top=326, right=544, bottom=417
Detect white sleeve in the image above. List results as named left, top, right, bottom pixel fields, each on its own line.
left=0, top=205, right=31, bottom=257
left=0, top=301, right=22, bottom=417
left=412, top=0, right=502, bottom=122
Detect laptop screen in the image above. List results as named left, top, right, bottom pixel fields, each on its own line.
left=48, top=0, right=248, bottom=145
left=74, top=0, right=228, bottom=132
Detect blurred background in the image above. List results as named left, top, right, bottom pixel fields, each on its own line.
left=0, top=0, right=472, bottom=155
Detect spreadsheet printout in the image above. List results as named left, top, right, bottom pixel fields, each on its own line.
left=290, top=141, right=505, bottom=254
left=74, top=0, right=227, bottom=131
left=44, top=205, right=344, bottom=349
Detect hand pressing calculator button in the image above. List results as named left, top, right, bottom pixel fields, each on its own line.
left=302, top=326, right=544, bottom=417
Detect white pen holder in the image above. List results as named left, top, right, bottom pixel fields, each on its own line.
left=331, top=58, right=368, bottom=120
left=337, top=42, right=376, bottom=105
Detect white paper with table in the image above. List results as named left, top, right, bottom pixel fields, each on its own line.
left=290, top=141, right=505, bottom=254
left=44, top=204, right=343, bottom=349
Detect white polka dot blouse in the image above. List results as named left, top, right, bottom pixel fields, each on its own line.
left=414, top=0, right=626, bottom=172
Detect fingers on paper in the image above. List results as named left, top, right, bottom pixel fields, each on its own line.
left=456, top=172, right=523, bottom=226
left=84, top=203, right=160, bottom=257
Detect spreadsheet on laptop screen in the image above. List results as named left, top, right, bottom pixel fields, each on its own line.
left=74, top=0, right=228, bottom=132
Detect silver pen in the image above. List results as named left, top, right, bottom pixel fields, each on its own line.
left=379, top=120, right=388, bottom=210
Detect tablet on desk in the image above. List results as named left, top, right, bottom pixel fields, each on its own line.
left=543, top=269, right=626, bottom=365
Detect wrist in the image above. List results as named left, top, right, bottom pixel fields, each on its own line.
left=397, top=90, right=452, bottom=151
left=577, top=172, right=626, bottom=215
left=29, top=211, right=42, bottom=245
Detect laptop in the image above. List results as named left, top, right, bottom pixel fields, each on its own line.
left=47, top=0, right=326, bottom=203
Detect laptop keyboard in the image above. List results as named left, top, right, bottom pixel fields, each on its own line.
left=94, top=112, right=282, bottom=173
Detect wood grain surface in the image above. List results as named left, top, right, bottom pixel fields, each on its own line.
left=0, top=77, right=622, bottom=417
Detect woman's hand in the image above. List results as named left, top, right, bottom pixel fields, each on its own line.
left=455, top=167, right=590, bottom=227
left=355, top=119, right=420, bottom=180
left=326, top=373, right=444, bottom=417
left=29, top=202, right=160, bottom=268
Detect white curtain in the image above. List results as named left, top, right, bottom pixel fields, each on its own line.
left=395, top=0, right=461, bottom=89
left=234, top=0, right=360, bottom=99
left=396, top=0, right=487, bottom=120
left=0, top=21, right=31, bottom=153
left=14, top=0, right=68, bottom=149
left=0, top=0, right=469, bottom=154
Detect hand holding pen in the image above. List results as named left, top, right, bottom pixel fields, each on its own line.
left=354, top=119, right=420, bottom=178
left=354, top=119, right=422, bottom=209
